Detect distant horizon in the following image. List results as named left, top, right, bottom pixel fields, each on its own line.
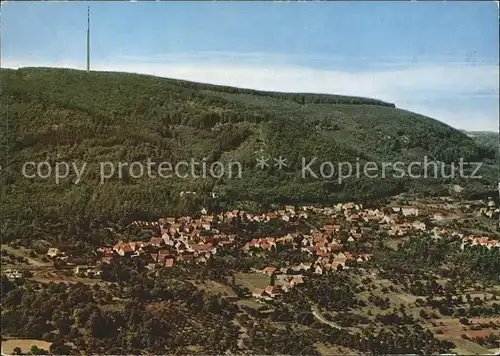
left=2, top=1, right=498, bottom=131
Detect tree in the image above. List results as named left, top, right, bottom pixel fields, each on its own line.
left=0, top=275, right=15, bottom=298
left=459, top=317, right=470, bottom=325
left=270, top=272, right=276, bottom=286
left=88, top=310, right=111, bottom=338
left=29, top=345, right=49, bottom=355
left=50, top=341, right=72, bottom=355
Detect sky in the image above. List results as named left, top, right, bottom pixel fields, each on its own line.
left=1, top=1, right=499, bottom=132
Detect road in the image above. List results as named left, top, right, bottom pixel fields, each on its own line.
left=310, top=305, right=355, bottom=335
left=311, top=305, right=342, bottom=330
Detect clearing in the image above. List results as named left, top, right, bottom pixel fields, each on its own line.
left=1, top=339, right=51, bottom=355
left=234, top=272, right=270, bottom=290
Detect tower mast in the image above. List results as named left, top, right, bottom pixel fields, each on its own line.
left=87, top=6, right=90, bottom=72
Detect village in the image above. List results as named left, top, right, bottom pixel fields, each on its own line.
left=8, top=195, right=494, bottom=303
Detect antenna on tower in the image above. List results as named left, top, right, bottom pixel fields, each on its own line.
left=87, top=6, right=90, bottom=72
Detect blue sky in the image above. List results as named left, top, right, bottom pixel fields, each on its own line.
left=2, top=1, right=499, bottom=131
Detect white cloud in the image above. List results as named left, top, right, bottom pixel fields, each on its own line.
left=2, top=53, right=498, bottom=131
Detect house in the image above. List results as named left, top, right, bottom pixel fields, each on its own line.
left=264, top=285, right=281, bottom=298
left=333, top=256, right=347, bottom=265
left=201, top=223, right=212, bottom=231
left=149, top=252, right=159, bottom=262
left=5, top=269, right=23, bottom=280
left=157, top=249, right=171, bottom=262
left=252, top=288, right=265, bottom=299
left=165, top=258, right=174, bottom=268
left=391, top=223, right=412, bottom=236
left=285, top=205, right=295, bottom=213
left=150, top=237, right=164, bottom=247
left=262, top=242, right=275, bottom=250
left=262, top=267, right=277, bottom=275
left=47, top=248, right=62, bottom=259
left=401, top=206, right=419, bottom=216
left=342, top=203, right=355, bottom=210
left=131, top=248, right=146, bottom=258
left=330, top=261, right=345, bottom=272
left=203, top=215, right=214, bottom=223
left=392, top=206, right=419, bottom=216
left=433, top=212, right=457, bottom=222
left=293, top=262, right=312, bottom=271
left=329, top=242, right=342, bottom=252
left=146, top=263, right=158, bottom=271
left=301, top=236, right=312, bottom=246
left=177, top=252, right=195, bottom=263
left=356, top=254, right=372, bottom=262
left=412, top=221, right=426, bottom=231
left=364, top=214, right=380, bottom=222
left=117, top=243, right=134, bottom=256
left=113, top=240, right=125, bottom=252
left=196, top=256, right=208, bottom=264
left=170, top=223, right=182, bottom=233
left=290, top=275, right=305, bottom=287
left=129, top=241, right=144, bottom=251
left=97, top=247, right=114, bottom=257
left=382, top=215, right=397, bottom=224
left=323, top=224, right=340, bottom=233
left=100, top=256, right=113, bottom=264
left=314, top=265, right=324, bottom=275
left=298, top=212, right=309, bottom=219
left=281, top=214, right=290, bottom=222
left=225, top=211, right=237, bottom=219
left=348, top=214, right=362, bottom=222
left=74, top=265, right=89, bottom=276
left=266, top=212, right=278, bottom=220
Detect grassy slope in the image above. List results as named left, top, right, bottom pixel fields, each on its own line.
left=0, top=67, right=496, bottom=240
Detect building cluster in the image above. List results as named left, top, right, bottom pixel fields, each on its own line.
left=461, top=236, right=500, bottom=250
left=37, top=197, right=498, bottom=288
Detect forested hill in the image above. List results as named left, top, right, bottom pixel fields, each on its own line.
left=0, top=67, right=496, bottom=240
left=463, top=131, right=499, bottom=152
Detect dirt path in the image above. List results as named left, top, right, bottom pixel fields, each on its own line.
left=31, top=269, right=109, bottom=286
left=310, top=305, right=354, bottom=335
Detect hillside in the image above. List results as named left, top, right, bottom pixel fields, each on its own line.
left=464, top=131, right=499, bottom=152
left=0, top=67, right=496, bottom=242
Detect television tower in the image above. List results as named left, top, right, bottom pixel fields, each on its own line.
left=86, top=6, right=90, bottom=72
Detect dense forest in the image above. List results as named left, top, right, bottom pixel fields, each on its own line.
left=0, top=67, right=496, bottom=243
left=464, top=131, right=499, bottom=153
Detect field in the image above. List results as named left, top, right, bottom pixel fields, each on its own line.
left=427, top=318, right=500, bottom=354
left=190, top=279, right=237, bottom=297
left=31, top=269, right=108, bottom=286
left=1, top=245, right=51, bottom=268
left=315, top=343, right=362, bottom=356
left=236, top=299, right=265, bottom=311
left=234, top=272, right=270, bottom=290
left=1, top=339, right=51, bottom=355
